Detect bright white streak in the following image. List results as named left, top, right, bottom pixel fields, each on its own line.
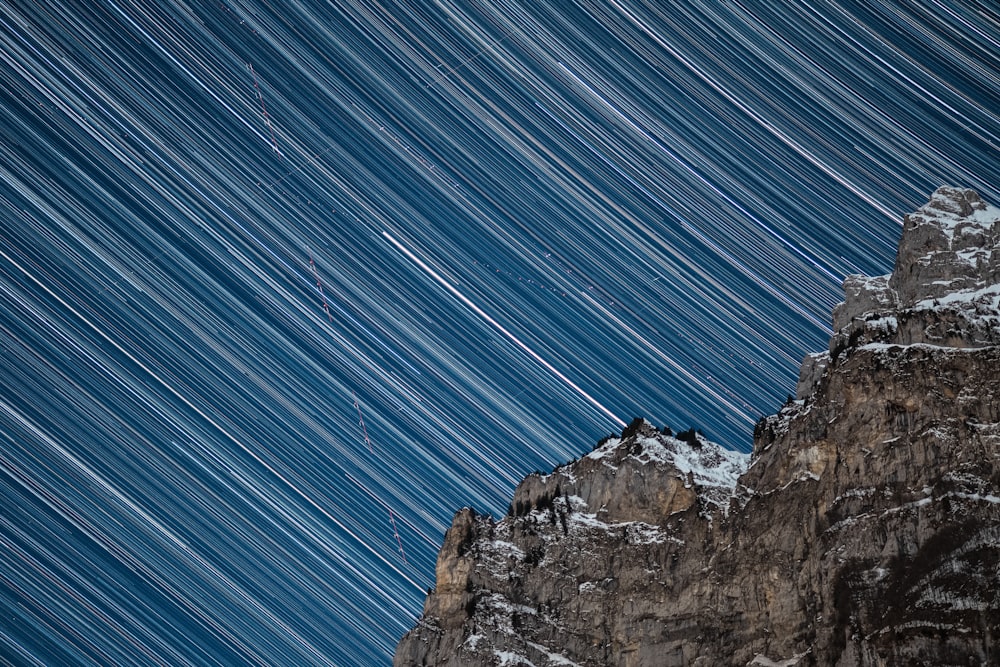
left=0, top=243, right=425, bottom=596
left=383, top=232, right=625, bottom=428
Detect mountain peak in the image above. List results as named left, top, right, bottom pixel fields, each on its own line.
left=834, top=188, right=999, bottom=329
left=890, top=186, right=1000, bottom=304
left=396, top=190, right=1000, bottom=667
left=517, top=418, right=747, bottom=525
left=921, top=185, right=992, bottom=220
left=817, top=189, right=1000, bottom=394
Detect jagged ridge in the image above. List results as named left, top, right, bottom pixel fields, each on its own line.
left=396, top=188, right=1000, bottom=667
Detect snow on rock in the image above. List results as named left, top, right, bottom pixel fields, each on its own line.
left=512, top=418, right=747, bottom=526
left=494, top=650, right=535, bottom=667
left=748, top=653, right=809, bottom=667
left=823, top=188, right=1000, bottom=370
left=833, top=274, right=898, bottom=331
left=395, top=419, right=750, bottom=666
left=396, top=189, right=1000, bottom=667
left=834, top=187, right=999, bottom=316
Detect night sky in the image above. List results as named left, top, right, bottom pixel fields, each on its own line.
left=1, top=1, right=998, bottom=664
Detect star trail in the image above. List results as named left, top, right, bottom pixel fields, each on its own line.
left=1, top=1, right=998, bottom=664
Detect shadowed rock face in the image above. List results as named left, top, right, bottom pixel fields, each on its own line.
left=395, top=188, right=1000, bottom=667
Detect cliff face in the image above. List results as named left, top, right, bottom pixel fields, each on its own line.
left=395, top=187, right=1000, bottom=666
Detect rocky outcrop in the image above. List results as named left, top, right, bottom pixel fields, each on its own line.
left=395, top=188, right=1000, bottom=666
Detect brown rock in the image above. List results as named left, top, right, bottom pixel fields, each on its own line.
left=395, top=190, right=1000, bottom=666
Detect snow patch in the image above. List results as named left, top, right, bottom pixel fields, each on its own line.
left=748, top=652, right=809, bottom=666
left=625, top=521, right=673, bottom=545
left=563, top=500, right=684, bottom=546
left=915, top=282, right=1000, bottom=310
left=495, top=650, right=536, bottom=666
left=628, top=433, right=748, bottom=492
left=585, top=437, right=620, bottom=461
left=950, top=491, right=1000, bottom=504
left=525, top=641, right=581, bottom=667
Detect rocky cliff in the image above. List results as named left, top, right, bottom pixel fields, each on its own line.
left=394, top=187, right=1000, bottom=666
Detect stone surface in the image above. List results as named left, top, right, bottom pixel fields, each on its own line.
left=395, top=188, right=1000, bottom=667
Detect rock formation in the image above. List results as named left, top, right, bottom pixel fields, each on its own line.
left=394, top=187, right=1000, bottom=666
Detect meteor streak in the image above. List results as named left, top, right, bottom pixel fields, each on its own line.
left=351, top=394, right=407, bottom=565
left=353, top=391, right=374, bottom=455
left=308, top=250, right=333, bottom=323
left=248, top=62, right=281, bottom=158
left=389, top=509, right=407, bottom=565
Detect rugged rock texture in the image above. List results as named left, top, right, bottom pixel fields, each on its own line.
left=395, top=188, right=1000, bottom=666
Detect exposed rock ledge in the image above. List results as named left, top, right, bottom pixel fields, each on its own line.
left=396, top=188, right=1000, bottom=667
